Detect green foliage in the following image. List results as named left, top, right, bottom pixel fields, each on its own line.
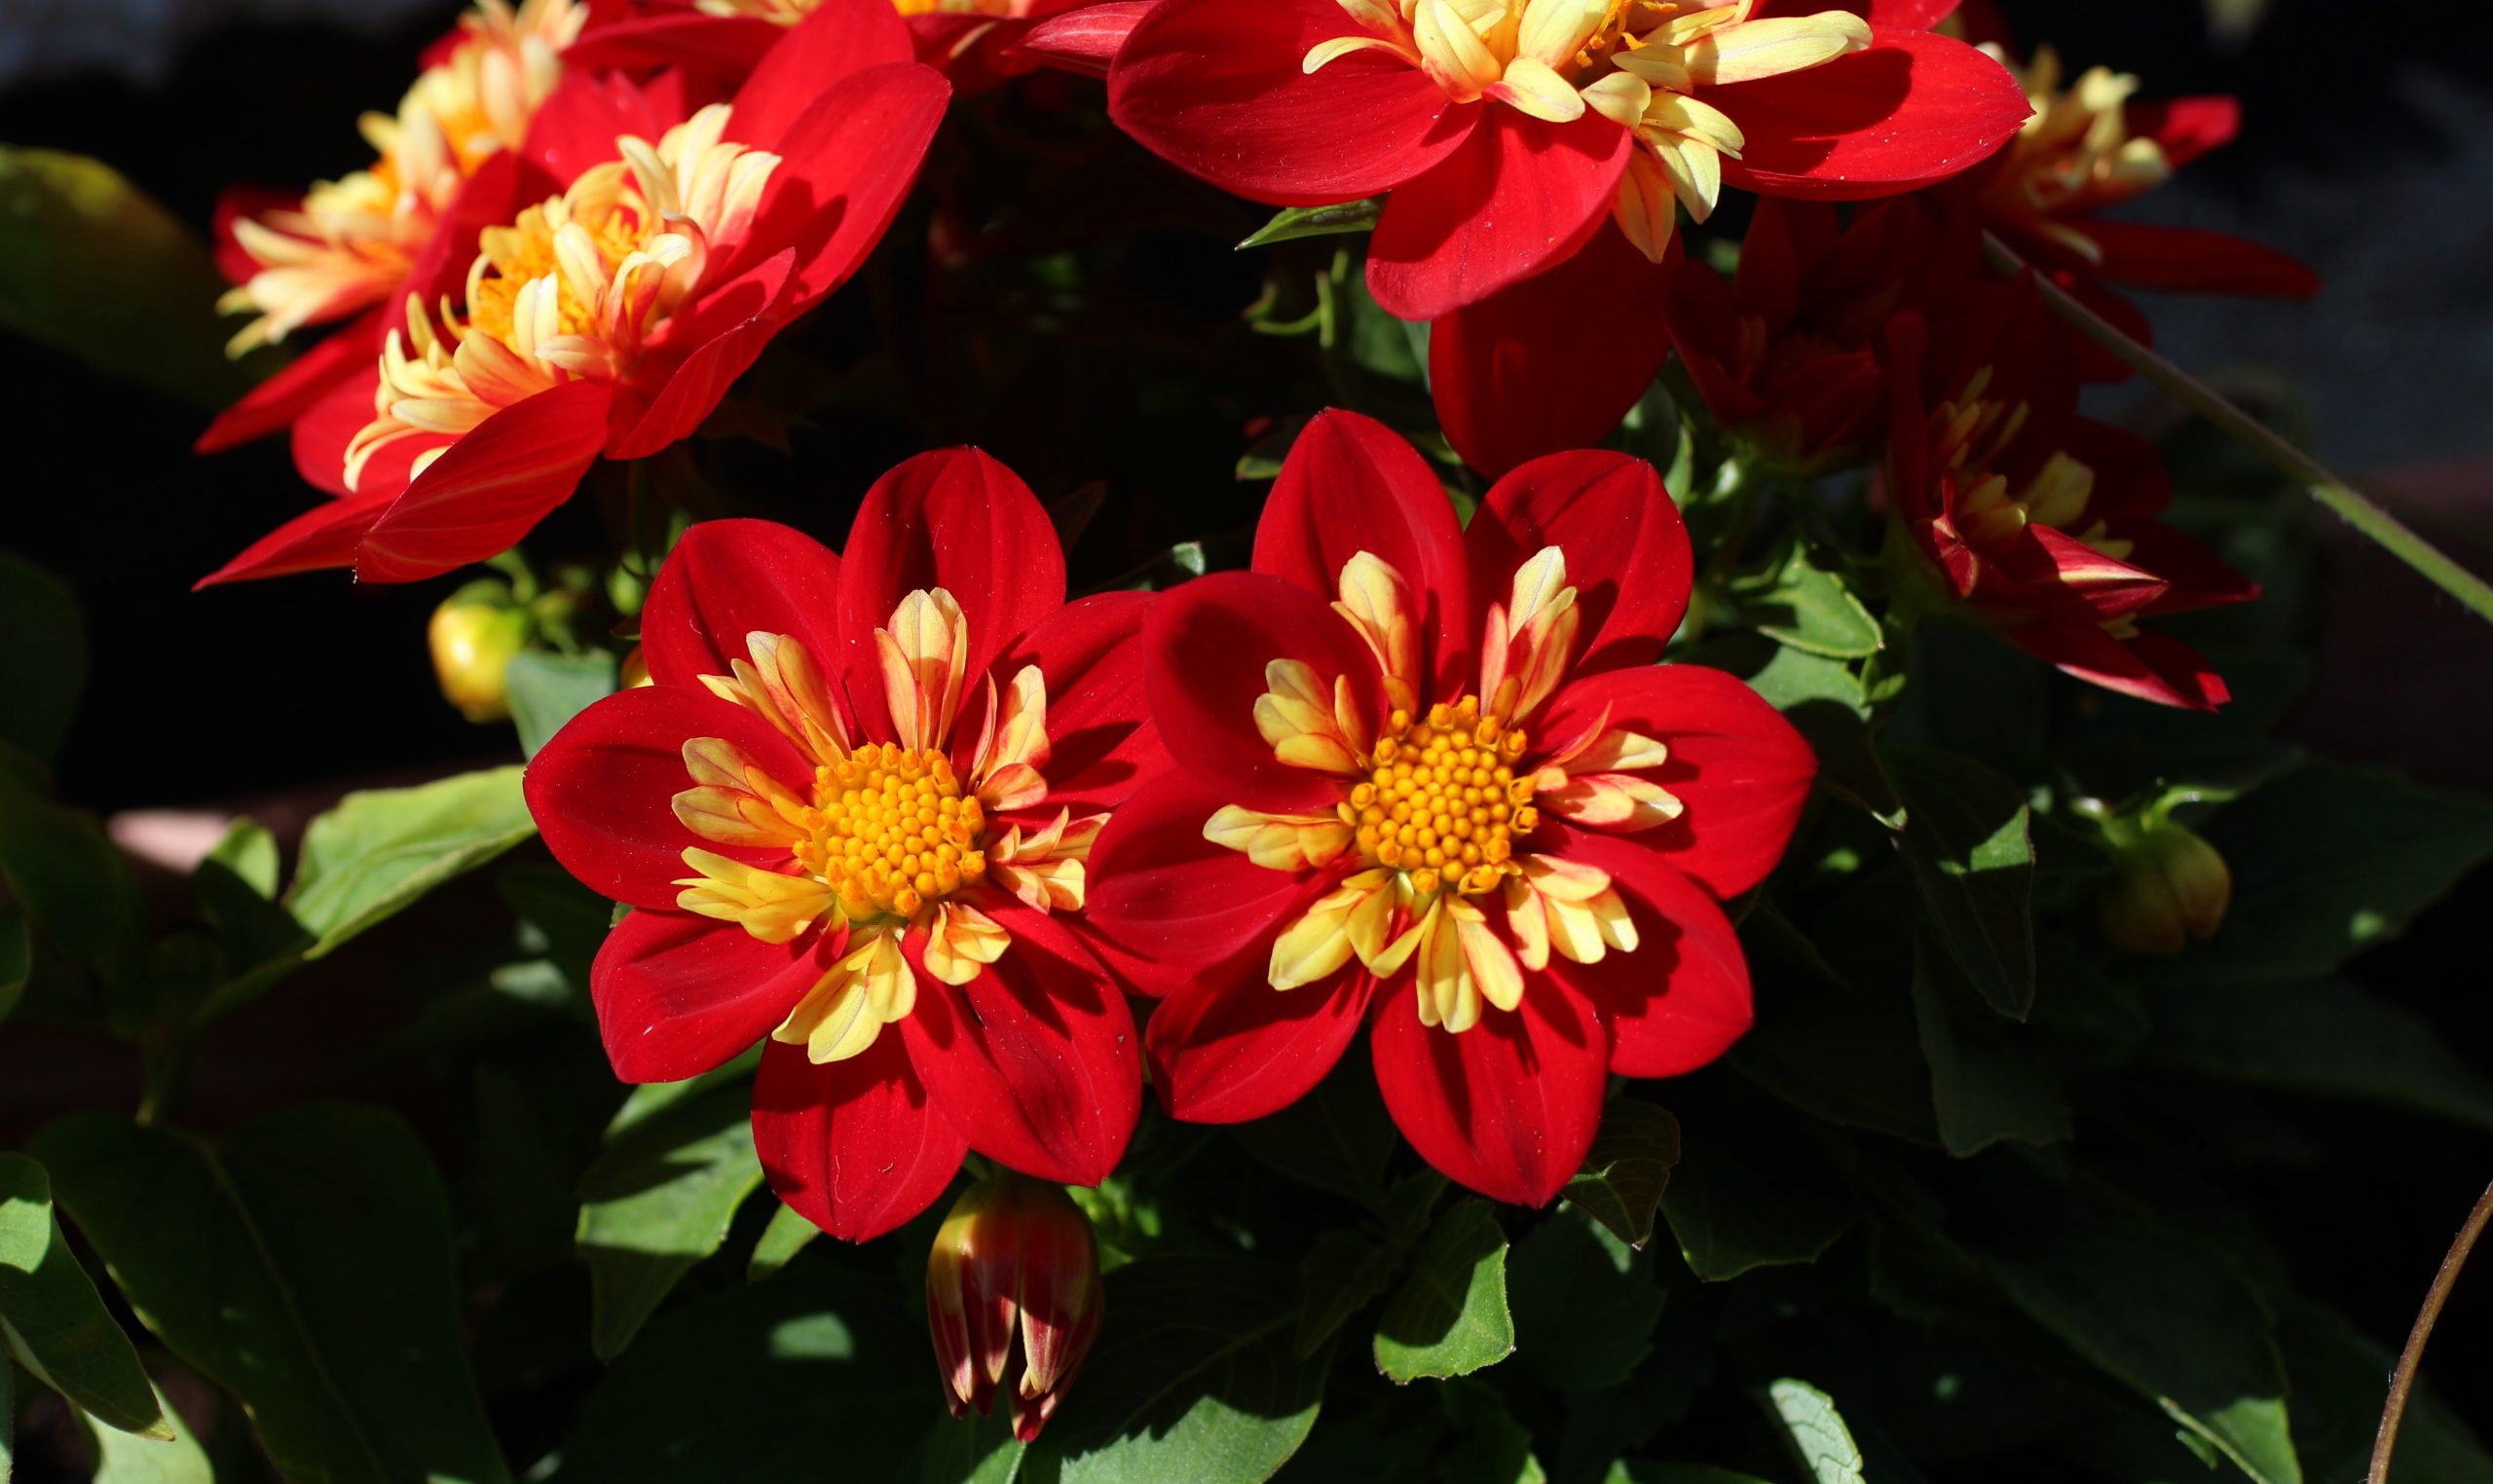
left=577, top=1072, right=765, bottom=1359
left=1373, top=1200, right=1514, bottom=1383
left=288, top=766, right=538, bottom=959
left=1883, top=747, right=2037, bottom=1019
left=1560, top=1098, right=1681, bottom=1250
left=0, top=743, right=149, bottom=1000
left=32, top=1107, right=512, bottom=1484
left=0, top=549, right=85, bottom=766
left=1659, top=1106, right=1853, bottom=1281
left=81, top=1384, right=212, bottom=1484
left=0, top=1154, right=166, bottom=1439
left=504, top=650, right=619, bottom=760
left=1761, top=1380, right=1866, bottom=1484
left=1507, top=1207, right=1662, bottom=1392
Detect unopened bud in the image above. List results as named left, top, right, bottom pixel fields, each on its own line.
left=428, top=579, right=533, bottom=723
left=926, top=1171, right=1102, bottom=1443
left=2098, top=820, right=2231, bottom=955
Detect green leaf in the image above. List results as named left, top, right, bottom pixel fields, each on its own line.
left=1437, top=1388, right=1546, bottom=1484
left=550, top=1259, right=924, bottom=1483
left=577, top=1076, right=764, bottom=1360
left=1733, top=538, right=1883, bottom=660
left=1760, top=1379, right=1864, bottom=1484
left=1030, top=1255, right=1329, bottom=1484
left=3, top=1347, right=13, bottom=1481
left=84, top=1383, right=212, bottom=1484
left=1730, top=975, right=1938, bottom=1146
left=1606, top=1466, right=1772, bottom=1484
left=1295, top=1229, right=1397, bottom=1361
left=0, top=147, right=255, bottom=406
left=0, top=549, right=85, bottom=766
left=504, top=650, right=618, bottom=760
left=1372, top=1199, right=1513, bottom=1383
left=0, top=745, right=148, bottom=995
left=922, top=1406, right=1026, bottom=1484
left=0, top=904, right=27, bottom=1026
left=1561, top=1098, right=1680, bottom=1250
left=195, top=819, right=310, bottom=994
left=2277, top=1300, right=2492, bottom=1484
left=1658, top=1107, right=1853, bottom=1281
left=32, top=1106, right=513, bottom=1484
left=1976, top=1191, right=2300, bottom=1484
left=1234, top=1061, right=1397, bottom=1214
left=0, top=1154, right=165, bottom=1439
left=1507, top=1206, right=1662, bottom=1392
left=2150, top=979, right=2493, bottom=1132
left=1884, top=747, right=2036, bottom=1020
left=747, top=1202, right=821, bottom=1284
left=1910, top=935, right=2070, bottom=1156
left=1239, top=199, right=1382, bottom=249
left=2181, top=763, right=2493, bottom=985
left=286, top=766, right=537, bottom=959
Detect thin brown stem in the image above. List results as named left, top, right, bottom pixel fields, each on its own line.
left=2369, top=1179, right=2493, bottom=1483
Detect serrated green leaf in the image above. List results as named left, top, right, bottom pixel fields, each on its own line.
left=578, top=1076, right=763, bottom=1360
left=1373, top=1200, right=1512, bottom=1383
left=286, top=766, right=536, bottom=959
left=747, top=1202, right=821, bottom=1284
left=1658, top=1107, right=1852, bottom=1282
left=1884, top=747, right=2035, bottom=1020
left=1239, top=199, right=1382, bottom=249
left=0, top=147, right=253, bottom=407
left=1295, top=1230, right=1398, bottom=1360
left=0, top=1154, right=165, bottom=1439
left=2177, top=763, right=2493, bottom=986
left=504, top=650, right=618, bottom=760
left=1507, top=1206, right=1661, bottom=1392
left=1735, top=538, right=1882, bottom=660
left=1031, top=1256, right=1329, bottom=1484
left=2150, top=978, right=2493, bottom=1132
left=0, top=549, right=84, bottom=767
left=1560, top=1098, right=1680, bottom=1249
left=32, top=1107, right=512, bottom=1484
left=84, top=1382, right=211, bottom=1484
left=1761, top=1379, right=1864, bottom=1484
left=1911, top=934, right=2070, bottom=1156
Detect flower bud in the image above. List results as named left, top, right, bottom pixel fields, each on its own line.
left=2098, top=819, right=2232, bottom=955
left=926, top=1171, right=1102, bottom=1442
left=428, top=579, right=533, bottom=723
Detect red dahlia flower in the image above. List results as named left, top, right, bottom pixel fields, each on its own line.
left=524, top=451, right=1159, bottom=1240
left=1085, top=411, right=1816, bottom=1206
left=1883, top=278, right=2257, bottom=712
left=1105, top=0, right=2030, bottom=324
left=198, top=0, right=587, bottom=458
left=1662, top=194, right=1972, bottom=475
left=202, top=8, right=949, bottom=588
left=573, top=0, right=1109, bottom=94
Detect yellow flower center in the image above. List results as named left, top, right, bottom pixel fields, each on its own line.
left=796, top=742, right=989, bottom=922
left=1342, top=696, right=1536, bottom=900
left=467, top=192, right=654, bottom=350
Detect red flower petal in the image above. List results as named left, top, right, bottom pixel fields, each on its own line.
left=1143, top=571, right=1381, bottom=814
left=193, top=488, right=398, bottom=589
left=835, top=447, right=1066, bottom=743
left=1083, top=773, right=1338, bottom=999
left=1367, top=969, right=1609, bottom=1206
left=2130, top=95, right=2239, bottom=171
left=900, top=902, right=1141, bottom=1186
left=560, top=12, right=783, bottom=80
left=1107, top=0, right=1472, bottom=207
left=353, top=378, right=615, bottom=584
left=195, top=310, right=384, bottom=455
left=1366, top=110, right=1633, bottom=321
left=525, top=685, right=814, bottom=910
left=521, top=70, right=691, bottom=190
left=730, top=0, right=917, bottom=147
left=750, top=62, right=952, bottom=311
left=1016, top=0, right=1153, bottom=79
left=1537, top=831, right=1754, bottom=1079
left=1753, top=0, right=1958, bottom=24
left=1536, top=664, right=1816, bottom=899
left=986, top=589, right=1165, bottom=815
left=754, top=1033, right=967, bottom=1242
left=1467, top=449, right=1694, bottom=681
left=288, top=367, right=392, bottom=499
left=1258, top=408, right=1473, bottom=694
left=2076, top=219, right=2321, bottom=301
left=1712, top=28, right=2030, bottom=201
left=1146, top=968, right=1377, bottom=1124
left=605, top=246, right=799, bottom=461
left=1432, top=226, right=1674, bottom=480
left=591, top=908, right=830, bottom=1083
left=209, top=184, right=294, bottom=284
left=639, top=517, right=848, bottom=691
left=2009, top=622, right=2230, bottom=713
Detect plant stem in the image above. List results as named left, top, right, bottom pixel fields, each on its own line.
left=1981, top=233, right=2493, bottom=626
left=2369, top=1178, right=2493, bottom=1483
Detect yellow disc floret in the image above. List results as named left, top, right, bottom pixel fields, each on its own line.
left=1340, top=695, right=1535, bottom=901
left=795, top=742, right=988, bottom=922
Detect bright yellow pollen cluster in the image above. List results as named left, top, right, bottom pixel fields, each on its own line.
left=793, top=742, right=988, bottom=921
left=1341, top=696, right=1536, bottom=900
left=468, top=200, right=650, bottom=348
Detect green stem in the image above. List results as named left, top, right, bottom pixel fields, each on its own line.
left=1982, top=232, right=2493, bottom=625
left=2370, top=1179, right=2493, bottom=1484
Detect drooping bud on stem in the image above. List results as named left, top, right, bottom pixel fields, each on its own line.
left=926, top=1170, right=1102, bottom=1443
left=428, top=578, right=535, bottom=723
